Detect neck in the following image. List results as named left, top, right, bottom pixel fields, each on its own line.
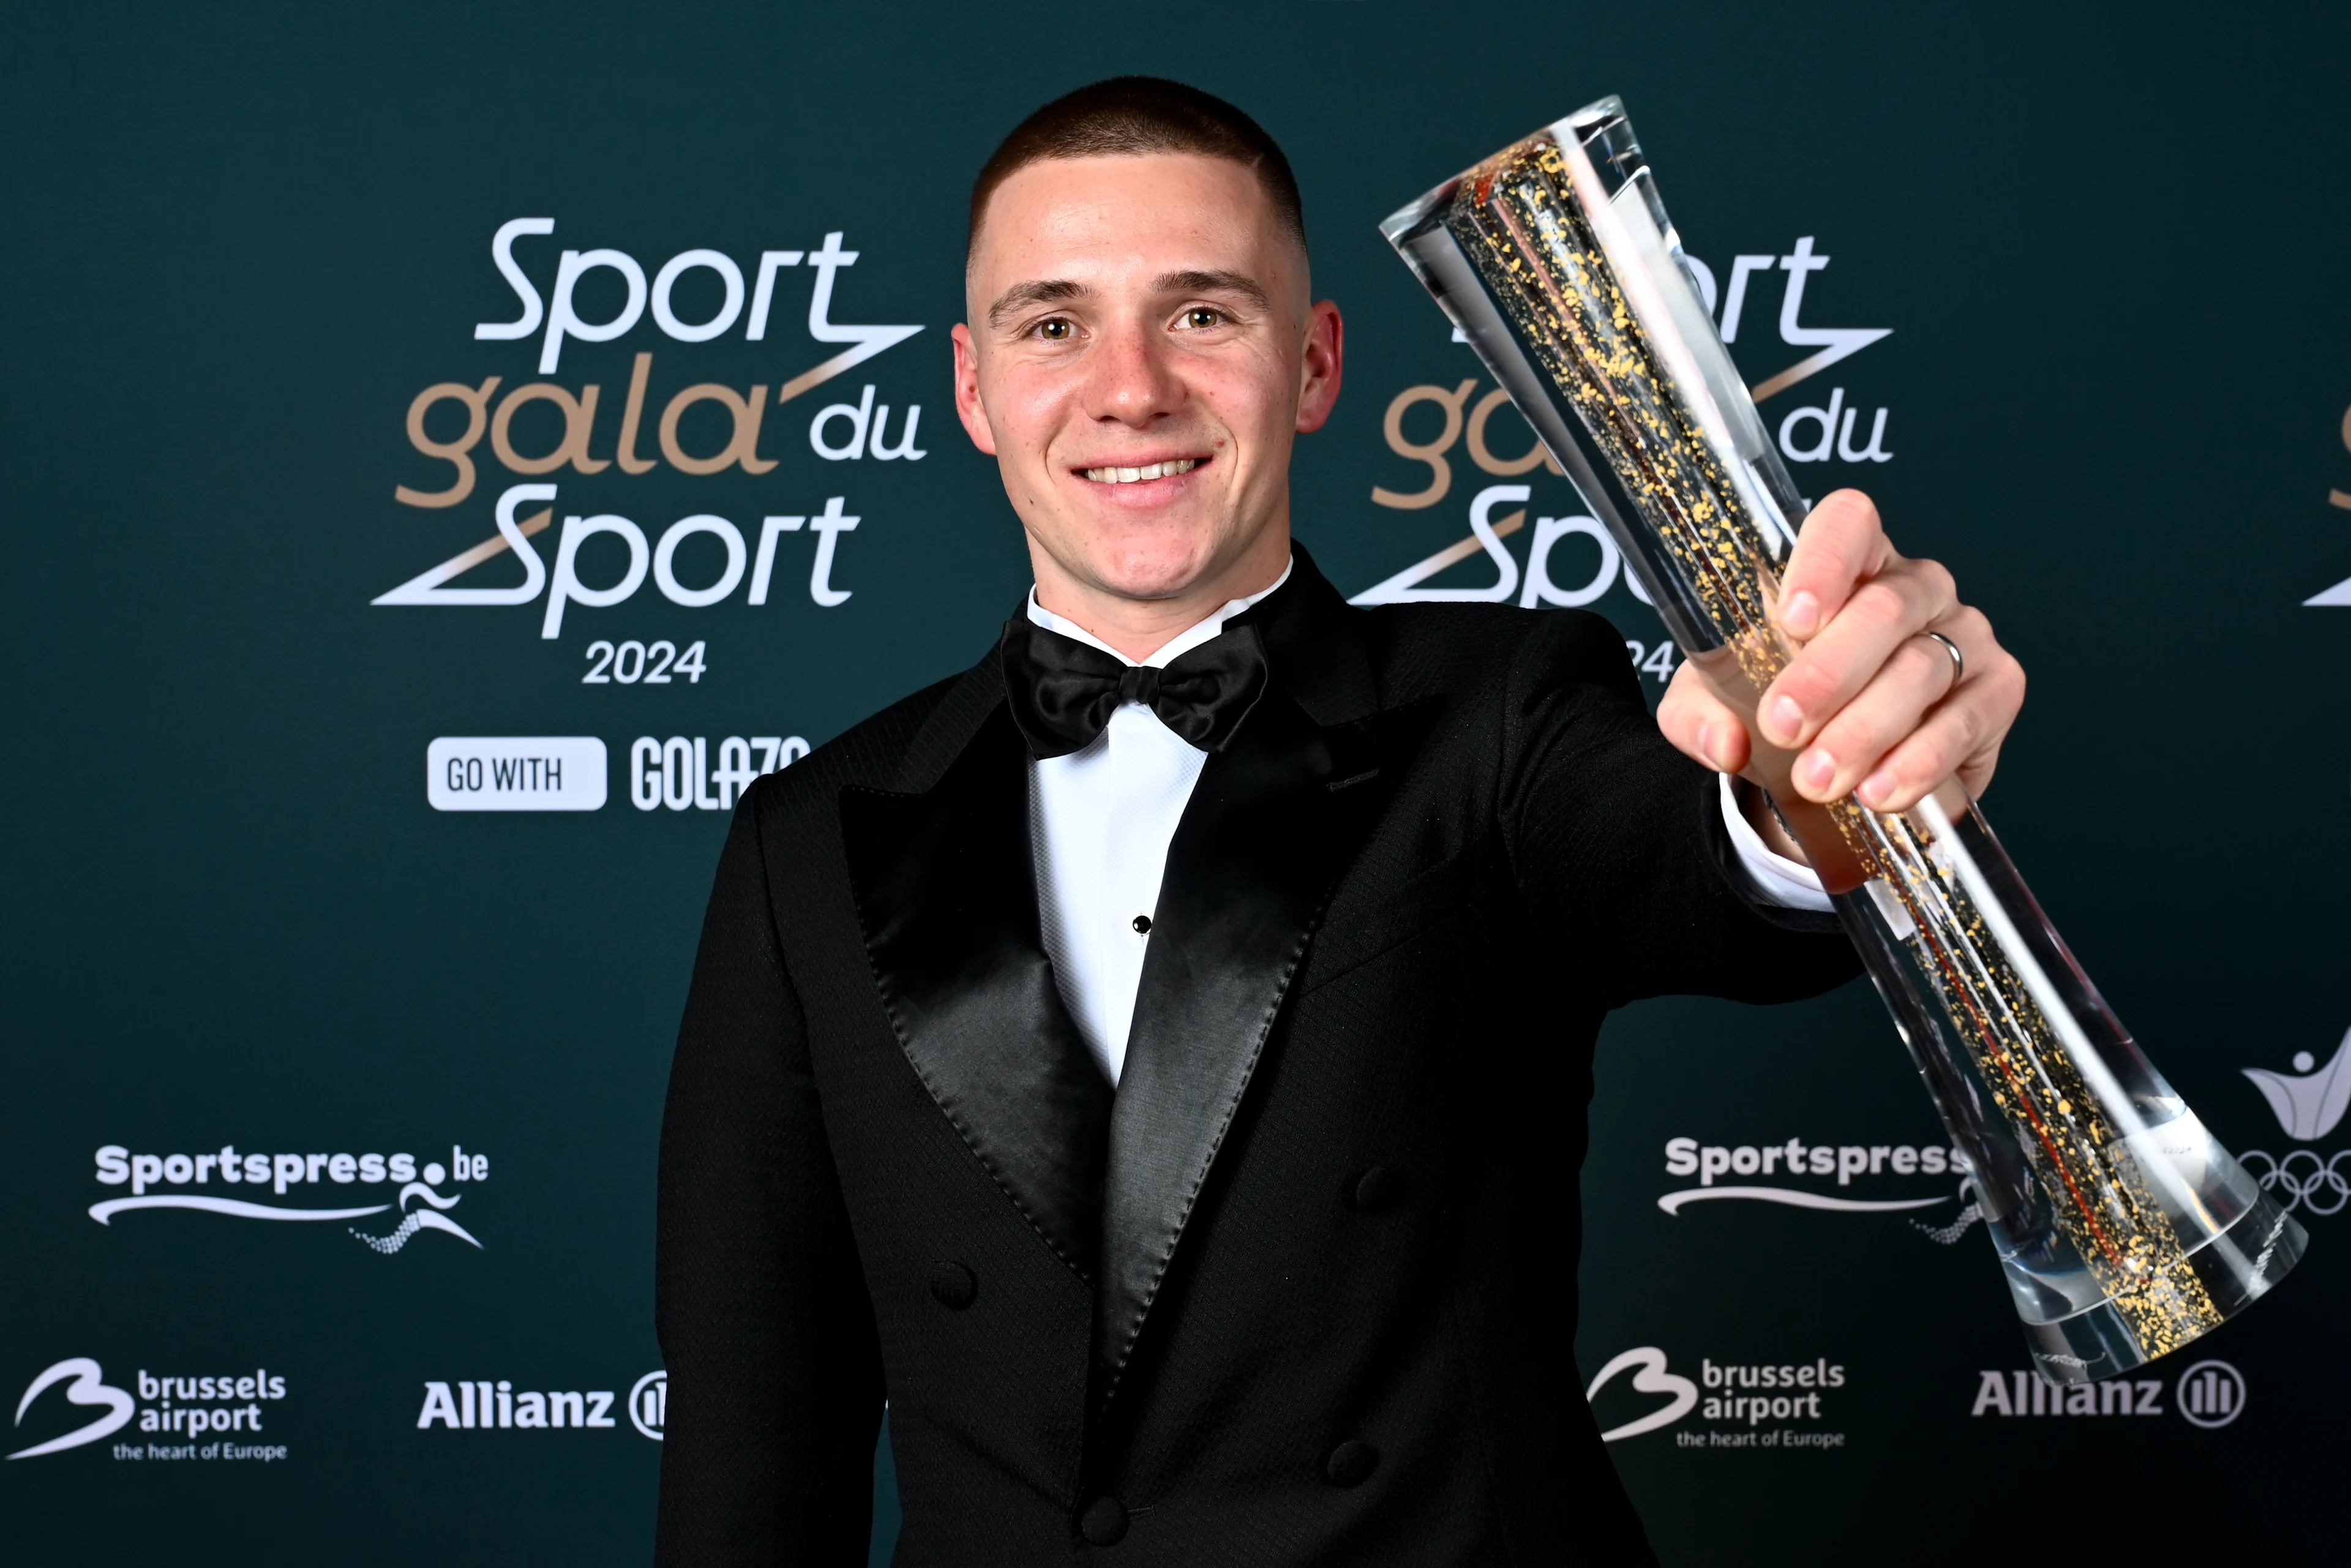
left=1030, top=518, right=1292, bottom=662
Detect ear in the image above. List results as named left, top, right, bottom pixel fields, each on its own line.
left=951, top=323, right=999, bottom=455
left=1294, top=300, right=1344, bottom=434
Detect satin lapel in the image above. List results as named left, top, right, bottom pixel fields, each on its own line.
left=1095, top=686, right=1428, bottom=1400
left=841, top=702, right=1114, bottom=1280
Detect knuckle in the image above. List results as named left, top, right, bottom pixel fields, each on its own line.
left=1899, top=636, right=1949, bottom=686
left=1849, top=580, right=1910, bottom=633
left=1779, top=661, right=1841, bottom=713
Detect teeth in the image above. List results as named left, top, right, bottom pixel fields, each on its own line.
left=1084, top=458, right=1199, bottom=484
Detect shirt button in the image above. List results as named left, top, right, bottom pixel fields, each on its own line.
left=928, top=1261, right=978, bottom=1310
left=1346, top=1166, right=1406, bottom=1212
left=1079, top=1495, right=1129, bottom=1544
left=1325, top=1439, right=1381, bottom=1488
left=1131, top=915, right=1152, bottom=934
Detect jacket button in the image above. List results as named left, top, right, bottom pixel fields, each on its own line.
left=1079, top=1495, right=1129, bottom=1545
left=1325, top=1439, right=1380, bottom=1488
left=928, top=1261, right=977, bottom=1310
left=1347, top=1166, right=1404, bottom=1212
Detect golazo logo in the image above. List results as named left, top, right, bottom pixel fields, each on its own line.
left=416, top=1373, right=662, bottom=1441
left=91, top=1144, right=489, bottom=1254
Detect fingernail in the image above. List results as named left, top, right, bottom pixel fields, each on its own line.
left=1860, top=768, right=1896, bottom=808
left=1766, top=695, right=1804, bottom=744
left=1796, top=748, right=1835, bottom=793
left=1782, top=591, right=1821, bottom=638
left=1698, top=722, right=1728, bottom=772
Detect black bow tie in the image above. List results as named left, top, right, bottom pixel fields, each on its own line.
left=1000, top=614, right=1271, bottom=759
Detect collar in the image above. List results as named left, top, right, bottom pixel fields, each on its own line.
left=894, top=546, right=1373, bottom=797
left=1024, top=558, right=1294, bottom=670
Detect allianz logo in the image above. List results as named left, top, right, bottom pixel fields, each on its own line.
left=9, top=1357, right=293, bottom=1462
left=91, top=1143, right=490, bottom=1255
left=1970, top=1359, right=2246, bottom=1430
left=1657, top=1134, right=1980, bottom=1244
left=416, top=1371, right=663, bottom=1441
left=2238, top=1029, right=2349, bottom=1217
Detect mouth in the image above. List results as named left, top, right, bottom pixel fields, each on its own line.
left=1078, top=457, right=1204, bottom=485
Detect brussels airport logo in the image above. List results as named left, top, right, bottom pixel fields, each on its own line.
left=374, top=219, right=926, bottom=635
left=1584, top=1347, right=1850, bottom=1452
left=89, top=1142, right=492, bottom=1256
left=413, top=1369, right=662, bottom=1441
left=2237, top=1027, right=2350, bottom=1218
left=1356, top=236, right=1891, bottom=607
left=10, top=1357, right=292, bottom=1463
left=1652, top=1133, right=1985, bottom=1245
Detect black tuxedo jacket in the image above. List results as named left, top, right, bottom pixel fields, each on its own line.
left=654, top=552, right=1858, bottom=1566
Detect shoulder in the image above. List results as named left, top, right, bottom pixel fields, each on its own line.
left=1353, top=602, right=1643, bottom=710
left=736, top=663, right=983, bottom=825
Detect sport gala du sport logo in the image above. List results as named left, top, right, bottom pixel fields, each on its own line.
left=88, top=1142, right=492, bottom=1255
left=375, top=220, right=928, bottom=638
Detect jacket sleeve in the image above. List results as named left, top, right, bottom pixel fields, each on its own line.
left=1496, top=609, right=1862, bottom=1009
left=656, top=781, right=883, bottom=1566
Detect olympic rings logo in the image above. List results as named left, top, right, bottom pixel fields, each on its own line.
left=2238, top=1149, right=2350, bottom=1217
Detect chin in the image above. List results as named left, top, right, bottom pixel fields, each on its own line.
left=1086, top=537, right=1225, bottom=602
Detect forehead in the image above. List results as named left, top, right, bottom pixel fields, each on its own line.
left=970, top=152, right=1290, bottom=285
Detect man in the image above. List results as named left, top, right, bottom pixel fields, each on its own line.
left=655, top=78, right=2021, bottom=1565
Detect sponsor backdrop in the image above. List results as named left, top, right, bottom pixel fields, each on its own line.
left=5, top=3, right=2346, bottom=1562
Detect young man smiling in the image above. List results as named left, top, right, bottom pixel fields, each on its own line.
left=656, top=78, right=2022, bottom=1565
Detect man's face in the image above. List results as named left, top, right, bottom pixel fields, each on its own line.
left=953, top=152, right=1341, bottom=609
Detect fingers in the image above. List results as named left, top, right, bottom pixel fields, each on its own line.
left=1659, top=481, right=2030, bottom=814
left=1761, top=554, right=1960, bottom=756
left=1788, top=608, right=2026, bottom=811
left=1849, top=621, right=2025, bottom=810
left=1773, top=489, right=1892, bottom=641
left=1656, top=659, right=1750, bottom=776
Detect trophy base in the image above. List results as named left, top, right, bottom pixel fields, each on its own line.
left=2019, top=1188, right=2308, bottom=1385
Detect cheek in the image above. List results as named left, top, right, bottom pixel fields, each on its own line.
left=989, top=372, right=1075, bottom=456
left=1193, top=351, right=1294, bottom=453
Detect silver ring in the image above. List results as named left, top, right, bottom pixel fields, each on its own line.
left=1924, top=629, right=1965, bottom=685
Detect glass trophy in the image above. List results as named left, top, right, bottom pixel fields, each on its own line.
left=1380, top=97, right=2304, bottom=1382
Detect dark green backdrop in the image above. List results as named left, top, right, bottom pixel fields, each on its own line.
left=5, top=3, right=2346, bottom=1562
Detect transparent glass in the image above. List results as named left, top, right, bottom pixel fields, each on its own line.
left=1381, top=97, right=2305, bottom=1383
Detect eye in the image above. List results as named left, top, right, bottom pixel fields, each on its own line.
left=1182, top=307, right=1223, bottom=330
left=1035, top=317, right=1073, bottom=341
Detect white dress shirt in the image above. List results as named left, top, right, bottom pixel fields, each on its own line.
left=1025, top=561, right=1827, bottom=1086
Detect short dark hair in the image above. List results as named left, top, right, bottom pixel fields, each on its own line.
left=969, top=77, right=1305, bottom=261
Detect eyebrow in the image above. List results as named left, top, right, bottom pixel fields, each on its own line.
left=985, top=268, right=1275, bottom=329
left=1155, top=269, right=1271, bottom=311
left=988, top=279, right=1087, bottom=328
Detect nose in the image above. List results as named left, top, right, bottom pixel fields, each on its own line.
left=1081, top=313, right=1183, bottom=429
